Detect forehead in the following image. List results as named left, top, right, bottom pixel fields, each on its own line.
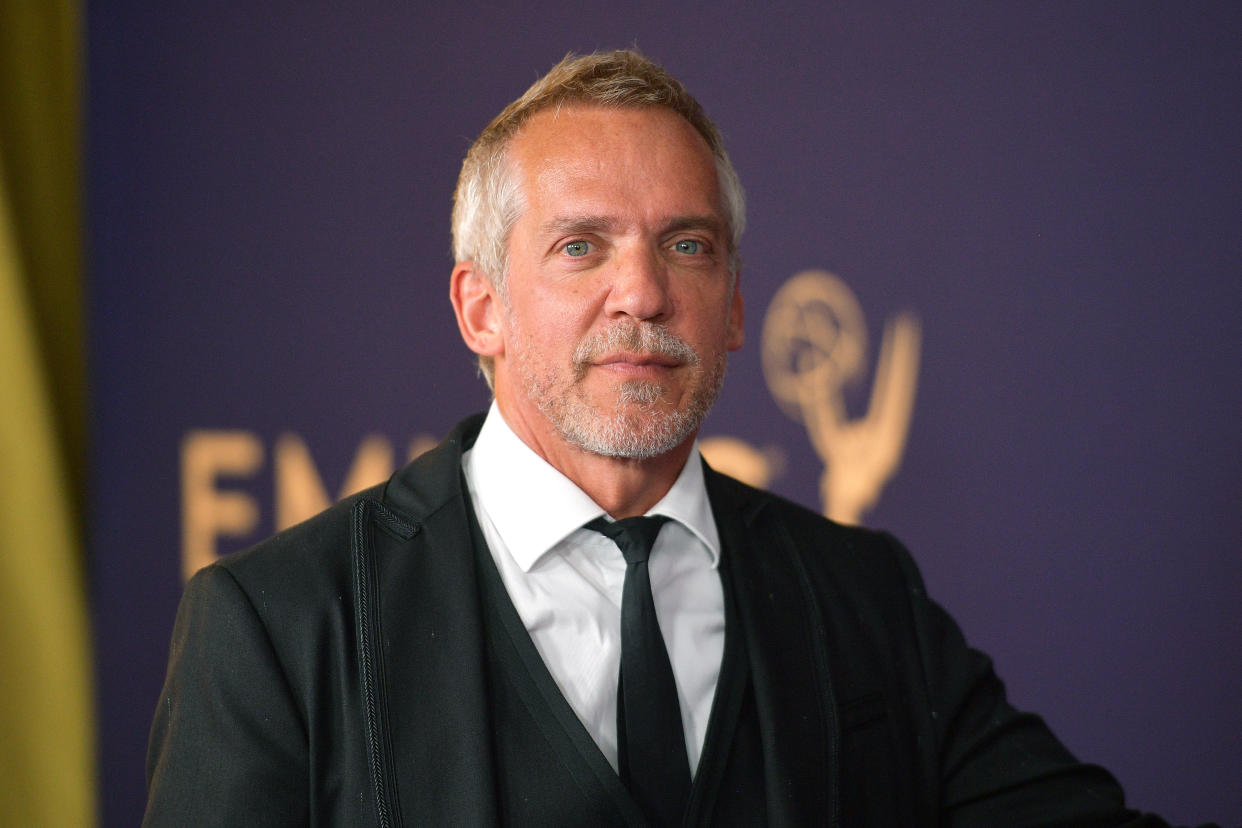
left=506, top=105, right=723, bottom=222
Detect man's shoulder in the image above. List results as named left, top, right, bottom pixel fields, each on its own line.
left=706, top=465, right=903, bottom=553
left=206, top=413, right=485, bottom=597
left=705, top=465, right=921, bottom=594
left=203, top=483, right=384, bottom=603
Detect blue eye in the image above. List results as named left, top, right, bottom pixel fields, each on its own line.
left=673, top=239, right=701, bottom=255
left=564, top=240, right=591, bottom=257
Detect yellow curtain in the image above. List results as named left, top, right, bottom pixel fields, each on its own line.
left=0, top=3, right=96, bottom=826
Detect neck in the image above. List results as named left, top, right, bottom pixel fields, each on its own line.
left=495, top=398, right=695, bottom=519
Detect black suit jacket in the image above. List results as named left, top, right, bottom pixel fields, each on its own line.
left=145, top=414, right=1184, bottom=826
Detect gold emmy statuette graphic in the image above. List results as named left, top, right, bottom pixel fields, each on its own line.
left=762, top=270, right=921, bottom=525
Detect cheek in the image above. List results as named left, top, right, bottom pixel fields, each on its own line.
left=534, top=291, right=597, bottom=334
left=682, top=290, right=740, bottom=342
left=513, top=301, right=591, bottom=362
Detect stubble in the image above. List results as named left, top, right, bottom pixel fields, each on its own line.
left=512, top=320, right=727, bottom=459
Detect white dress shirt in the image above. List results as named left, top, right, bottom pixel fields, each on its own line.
left=462, top=403, right=725, bottom=774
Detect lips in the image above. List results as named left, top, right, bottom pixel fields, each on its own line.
left=594, top=351, right=681, bottom=368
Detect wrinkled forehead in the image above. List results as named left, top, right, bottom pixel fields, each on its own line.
left=505, top=104, right=724, bottom=218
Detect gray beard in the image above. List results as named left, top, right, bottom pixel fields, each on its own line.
left=517, top=321, right=727, bottom=460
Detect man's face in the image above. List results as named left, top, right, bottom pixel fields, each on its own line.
left=491, top=105, right=744, bottom=460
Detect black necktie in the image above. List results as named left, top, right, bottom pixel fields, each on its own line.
left=585, top=515, right=691, bottom=828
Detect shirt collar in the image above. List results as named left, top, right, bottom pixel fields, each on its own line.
left=466, top=402, right=721, bottom=572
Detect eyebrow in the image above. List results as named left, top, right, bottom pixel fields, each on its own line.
left=538, top=214, right=725, bottom=237
left=538, top=215, right=616, bottom=237
left=662, top=215, right=725, bottom=236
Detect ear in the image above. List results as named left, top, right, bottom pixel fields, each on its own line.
left=450, top=261, right=505, bottom=358
left=726, top=273, right=745, bottom=351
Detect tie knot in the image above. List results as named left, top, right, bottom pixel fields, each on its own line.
left=585, top=515, right=671, bottom=565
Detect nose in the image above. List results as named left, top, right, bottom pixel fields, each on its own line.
left=603, top=243, right=672, bottom=322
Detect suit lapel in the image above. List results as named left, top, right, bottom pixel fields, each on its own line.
left=706, top=466, right=841, bottom=828
left=353, top=415, right=500, bottom=826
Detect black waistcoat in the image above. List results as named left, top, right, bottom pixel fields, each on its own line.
left=470, top=508, right=768, bottom=827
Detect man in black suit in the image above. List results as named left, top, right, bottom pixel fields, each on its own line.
left=145, top=50, right=1207, bottom=826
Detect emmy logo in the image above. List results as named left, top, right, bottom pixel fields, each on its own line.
left=762, top=270, right=921, bottom=525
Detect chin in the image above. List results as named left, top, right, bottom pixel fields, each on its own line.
left=561, top=405, right=701, bottom=460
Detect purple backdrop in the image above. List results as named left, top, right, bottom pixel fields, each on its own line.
left=88, top=3, right=1241, bottom=825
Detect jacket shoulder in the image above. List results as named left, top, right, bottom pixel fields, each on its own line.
left=706, top=465, right=917, bottom=587
left=212, top=484, right=382, bottom=596
left=211, top=412, right=484, bottom=594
